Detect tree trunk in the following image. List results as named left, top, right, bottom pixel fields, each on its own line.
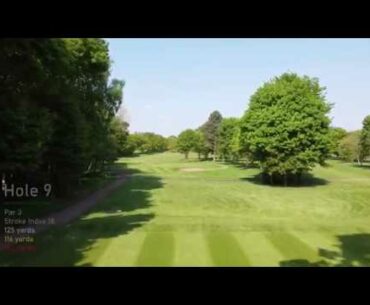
left=185, top=152, right=189, bottom=159
left=198, top=152, right=201, bottom=160
left=297, top=172, right=302, bottom=185
left=86, top=159, right=94, bottom=173
left=284, top=173, right=287, bottom=187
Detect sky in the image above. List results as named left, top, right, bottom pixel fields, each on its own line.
left=106, top=39, right=370, bottom=137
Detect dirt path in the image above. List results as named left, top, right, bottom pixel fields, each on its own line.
left=35, top=174, right=129, bottom=234
left=2, top=173, right=129, bottom=242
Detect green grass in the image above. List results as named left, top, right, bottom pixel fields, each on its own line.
left=1, top=152, right=370, bottom=266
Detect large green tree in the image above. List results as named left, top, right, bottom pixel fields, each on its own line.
left=193, top=129, right=209, bottom=160
left=129, top=132, right=167, bottom=154
left=177, top=129, right=197, bottom=159
left=121, top=135, right=138, bottom=156
left=240, top=73, right=332, bottom=185
left=0, top=39, right=125, bottom=197
left=360, top=115, right=370, bottom=161
left=201, top=111, right=223, bottom=161
left=106, top=116, right=130, bottom=160
left=229, top=127, right=243, bottom=161
left=0, top=39, right=69, bottom=188
left=328, top=127, right=348, bottom=158
left=217, top=117, right=240, bottom=161
left=338, top=131, right=362, bottom=164
left=167, top=136, right=178, bottom=152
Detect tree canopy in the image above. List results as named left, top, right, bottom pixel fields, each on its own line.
left=338, top=131, right=362, bottom=163
left=328, top=127, right=348, bottom=158
left=2, top=40, right=367, bottom=197
left=176, top=129, right=198, bottom=159
left=167, top=136, right=178, bottom=152
left=201, top=111, right=223, bottom=161
left=217, top=117, right=240, bottom=161
left=0, top=39, right=126, bottom=197
left=129, top=132, right=168, bottom=154
left=360, top=115, right=370, bottom=161
left=240, top=73, right=332, bottom=185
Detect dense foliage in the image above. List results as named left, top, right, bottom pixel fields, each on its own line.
left=192, top=129, right=209, bottom=160
left=176, top=129, right=198, bottom=158
left=217, top=118, right=241, bottom=161
left=360, top=115, right=370, bottom=161
left=167, top=136, right=177, bottom=152
left=240, top=73, right=332, bottom=185
left=128, top=132, right=168, bottom=154
left=0, top=39, right=126, bottom=197
left=2, top=41, right=366, bottom=198
left=338, top=131, right=362, bottom=163
left=328, top=127, right=348, bottom=158
left=201, top=111, right=223, bottom=161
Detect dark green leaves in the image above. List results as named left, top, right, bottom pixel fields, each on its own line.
left=239, top=72, right=332, bottom=183
left=0, top=39, right=126, bottom=196
left=360, top=115, right=370, bottom=160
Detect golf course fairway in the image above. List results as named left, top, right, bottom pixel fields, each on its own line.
left=1, top=152, right=370, bottom=267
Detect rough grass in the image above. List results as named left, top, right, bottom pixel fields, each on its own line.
left=1, top=152, right=370, bottom=266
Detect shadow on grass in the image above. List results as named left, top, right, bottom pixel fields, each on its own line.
left=351, top=162, right=370, bottom=171
left=100, top=171, right=163, bottom=214
left=223, top=160, right=260, bottom=170
left=135, top=151, right=168, bottom=156
left=178, top=157, right=211, bottom=163
left=280, top=234, right=370, bottom=267
left=240, top=172, right=329, bottom=187
left=0, top=170, right=163, bottom=266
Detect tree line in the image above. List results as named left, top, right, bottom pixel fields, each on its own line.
left=2, top=43, right=369, bottom=194
left=0, top=39, right=128, bottom=197
left=175, top=73, right=370, bottom=185
left=331, top=118, right=370, bottom=165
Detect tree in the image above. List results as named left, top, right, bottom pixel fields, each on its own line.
left=0, top=39, right=70, bottom=193
left=128, top=132, right=167, bottom=154
left=177, top=129, right=197, bottom=159
left=240, top=73, right=332, bottom=185
left=0, top=39, right=125, bottom=197
left=167, top=136, right=177, bottom=151
left=217, top=118, right=240, bottom=161
left=141, top=133, right=168, bottom=153
left=360, top=115, right=370, bottom=162
left=229, top=126, right=243, bottom=161
left=338, top=131, right=362, bottom=164
left=193, top=130, right=208, bottom=160
left=106, top=116, right=130, bottom=160
left=121, top=135, right=137, bottom=156
left=129, top=133, right=147, bottom=153
left=328, top=127, right=348, bottom=158
left=202, top=111, right=223, bottom=161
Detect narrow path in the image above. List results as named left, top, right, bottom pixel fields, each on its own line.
left=1, top=173, right=129, bottom=244
left=40, top=174, right=129, bottom=231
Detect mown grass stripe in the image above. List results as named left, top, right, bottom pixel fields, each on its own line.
left=94, top=232, right=147, bottom=266
left=173, top=232, right=212, bottom=266
left=207, top=232, right=251, bottom=266
left=136, top=232, right=175, bottom=266
left=295, top=231, right=345, bottom=266
left=234, top=232, right=284, bottom=266
left=265, top=232, right=319, bottom=266
left=297, top=231, right=339, bottom=252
